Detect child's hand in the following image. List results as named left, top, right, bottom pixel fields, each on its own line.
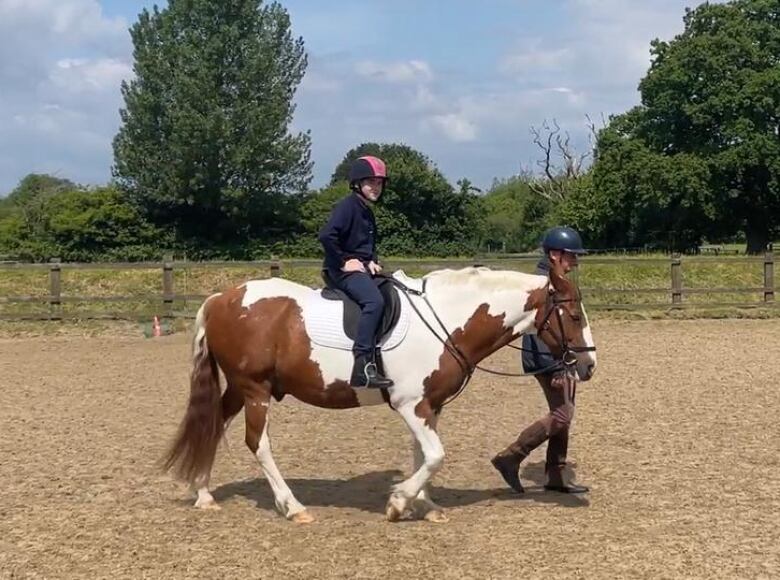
left=342, top=259, right=366, bottom=273
left=368, top=261, right=382, bottom=275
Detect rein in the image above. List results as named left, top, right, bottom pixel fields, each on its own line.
left=387, top=276, right=596, bottom=408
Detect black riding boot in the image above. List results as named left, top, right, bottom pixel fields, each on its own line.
left=350, top=351, right=394, bottom=388
left=374, top=347, right=387, bottom=376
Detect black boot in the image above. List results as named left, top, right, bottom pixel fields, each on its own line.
left=350, top=352, right=394, bottom=388
left=374, top=348, right=387, bottom=376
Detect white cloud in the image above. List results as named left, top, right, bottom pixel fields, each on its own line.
left=50, top=58, right=133, bottom=94
left=0, top=0, right=132, bottom=192
left=501, top=45, right=572, bottom=74
left=0, top=0, right=723, bottom=194
left=428, top=113, right=478, bottom=143
left=354, top=59, right=433, bottom=84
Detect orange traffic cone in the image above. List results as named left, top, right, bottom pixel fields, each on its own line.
left=152, top=316, right=162, bottom=338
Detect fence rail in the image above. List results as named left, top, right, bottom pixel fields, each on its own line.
left=0, top=252, right=776, bottom=321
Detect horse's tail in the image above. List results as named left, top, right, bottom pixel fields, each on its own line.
left=162, top=297, right=223, bottom=486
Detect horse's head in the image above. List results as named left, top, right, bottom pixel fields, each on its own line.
left=530, top=261, right=597, bottom=381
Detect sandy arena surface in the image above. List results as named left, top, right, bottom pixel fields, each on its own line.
left=1, top=319, right=779, bottom=579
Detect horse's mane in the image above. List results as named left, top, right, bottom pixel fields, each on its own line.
left=423, top=266, right=546, bottom=292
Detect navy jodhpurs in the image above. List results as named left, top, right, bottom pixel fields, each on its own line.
left=328, top=269, right=385, bottom=355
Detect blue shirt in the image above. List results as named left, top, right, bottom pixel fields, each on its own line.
left=319, top=192, right=378, bottom=271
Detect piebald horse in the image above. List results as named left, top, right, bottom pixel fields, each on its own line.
left=163, top=262, right=597, bottom=523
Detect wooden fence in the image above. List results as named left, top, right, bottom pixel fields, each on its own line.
left=0, top=252, right=776, bottom=321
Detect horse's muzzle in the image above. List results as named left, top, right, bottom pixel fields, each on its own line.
left=577, top=363, right=596, bottom=382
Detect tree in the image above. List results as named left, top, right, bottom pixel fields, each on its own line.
left=481, top=174, right=553, bottom=252
left=39, top=187, right=164, bottom=261
left=113, top=0, right=311, bottom=250
left=529, top=117, right=599, bottom=202
left=571, top=110, right=715, bottom=251
left=0, top=177, right=164, bottom=262
left=592, top=0, right=780, bottom=253
left=0, top=174, right=80, bottom=246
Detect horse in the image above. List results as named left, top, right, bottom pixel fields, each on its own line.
left=162, top=261, right=597, bottom=524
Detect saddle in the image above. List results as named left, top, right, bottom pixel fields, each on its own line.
left=320, top=271, right=402, bottom=343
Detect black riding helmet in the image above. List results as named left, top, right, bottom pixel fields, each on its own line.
left=541, top=226, right=588, bottom=255
left=348, top=156, right=389, bottom=192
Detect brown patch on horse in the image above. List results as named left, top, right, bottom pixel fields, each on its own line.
left=524, top=286, right=549, bottom=312
left=203, top=287, right=360, bottom=410
left=416, top=304, right=513, bottom=418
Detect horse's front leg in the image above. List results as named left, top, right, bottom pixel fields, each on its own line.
left=410, top=411, right=448, bottom=522
left=387, top=400, right=446, bottom=523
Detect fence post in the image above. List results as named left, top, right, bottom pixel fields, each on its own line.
left=49, top=258, right=62, bottom=320
left=671, top=253, right=682, bottom=306
left=162, top=254, right=174, bottom=317
left=270, top=256, right=281, bottom=278
left=764, top=247, right=775, bottom=303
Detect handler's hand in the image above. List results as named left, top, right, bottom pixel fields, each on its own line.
left=368, top=261, right=383, bottom=275
left=550, top=371, right=569, bottom=390
left=342, top=259, right=366, bottom=273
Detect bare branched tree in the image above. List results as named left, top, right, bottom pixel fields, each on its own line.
left=529, top=115, right=603, bottom=201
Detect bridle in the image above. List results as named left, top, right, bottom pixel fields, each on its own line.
left=526, top=285, right=597, bottom=368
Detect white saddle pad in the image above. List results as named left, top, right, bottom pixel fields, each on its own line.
left=302, top=271, right=415, bottom=351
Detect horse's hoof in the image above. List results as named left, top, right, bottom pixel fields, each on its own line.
left=424, top=509, right=449, bottom=523
left=386, top=503, right=403, bottom=522
left=194, top=497, right=221, bottom=510
left=290, top=510, right=315, bottom=524
left=386, top=494, right=407, bottom=522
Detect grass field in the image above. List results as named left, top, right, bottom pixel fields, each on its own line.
left=0, top=254, right=777, bottom=326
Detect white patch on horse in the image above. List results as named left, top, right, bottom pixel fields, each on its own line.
left=421, top=268, right=547, bottom=338
left=240, top=278, right=311, bottom=309
left=193, top=293, right=220, bottom=361
left=578, top=302, right=597, bottom=377
left=254, top=420, right=306, bottom=518
left=301, top=268, right=549, bottom=409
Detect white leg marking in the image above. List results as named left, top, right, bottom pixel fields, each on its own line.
left=254, top=421, right=309, bottom=521
left=411, top=412, right=448, bottom=522
left=193, top=474, right=219, bottom=510
left=387, top=402, right=445, bottom=521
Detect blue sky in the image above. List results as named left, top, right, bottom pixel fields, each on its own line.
left=0, top=0, right=707, bottom=194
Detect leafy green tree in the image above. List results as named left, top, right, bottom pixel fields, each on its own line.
left=113, top=0, right=311, bottom=249
left=0, top=178, right=164, bottom=262
left=590, top=0, right=780, bottom=252
left=1, top=174, right=80, bottom=236
left=482, top=175, right=554, bottom=252
left=41, top=187, right=164, bottom=261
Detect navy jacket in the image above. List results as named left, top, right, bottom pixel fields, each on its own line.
left=319, top=192, right=378, bottom=272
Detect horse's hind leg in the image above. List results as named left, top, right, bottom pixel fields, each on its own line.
left=221, top=382, right=245, bottom=432
left=194, top=383, right=245, bottom=510
left=410, top=412, right=447, bottom=522
left=244, top=381, right=312, bottom=523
